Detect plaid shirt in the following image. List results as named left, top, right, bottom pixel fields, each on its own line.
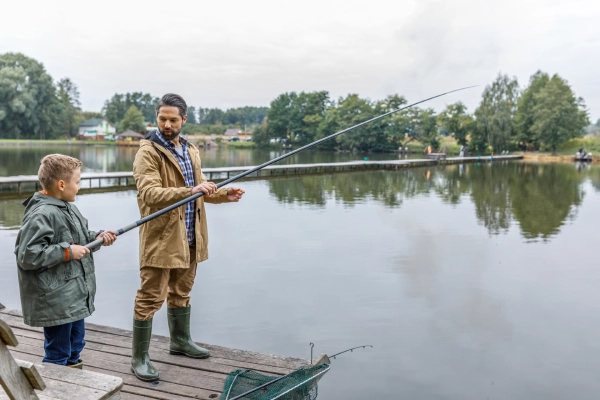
left=155, top=131, right=196, bottom=244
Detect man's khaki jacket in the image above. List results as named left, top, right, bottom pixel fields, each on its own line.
left=133, top=131, right=229, bottom=269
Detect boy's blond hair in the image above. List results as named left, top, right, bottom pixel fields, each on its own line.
left=38, top=154, right=83, bottom=190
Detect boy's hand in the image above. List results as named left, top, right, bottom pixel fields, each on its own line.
left=96, top=231, right=117, bottom=246
left=227, top=187, right=245, bottom=202
left=71, top=245, right=90, bottom=260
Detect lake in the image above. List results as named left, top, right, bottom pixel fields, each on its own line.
left=1, top=146, right=599, bottom=399
left=0, top=143, right=420, bottom=176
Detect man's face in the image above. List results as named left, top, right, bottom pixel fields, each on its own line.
left=157, top=106, right=187, bottom=141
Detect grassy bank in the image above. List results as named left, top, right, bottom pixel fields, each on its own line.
left=557, top=137, right=600, bottom=156
left=220, top=141, right=256, bottom=148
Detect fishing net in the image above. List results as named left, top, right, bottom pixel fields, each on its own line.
left=220, top=363, right=330, bottom=400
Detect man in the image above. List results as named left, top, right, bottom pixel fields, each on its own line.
left=131, top=93, right=244, bottom=381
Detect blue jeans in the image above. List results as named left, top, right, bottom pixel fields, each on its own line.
left=42, top=319, right=86, bottom=366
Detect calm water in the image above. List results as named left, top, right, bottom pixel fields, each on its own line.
left=0, top=143, right=418, bottom=176
left=1, top=152, right=600, bottom=399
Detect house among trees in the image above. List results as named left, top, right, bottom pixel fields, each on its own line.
left=224, top=128, right=242, bottom=137
left=223, top=128, right=252, bottom=141
left=115, top=130, right=145, bottom=147
left=78, top=119, right=116, bottom=140
left=117, top=130, right=145, bottom=140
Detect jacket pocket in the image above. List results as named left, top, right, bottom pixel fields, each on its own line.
left=159, top=211, right=177, bottom=240
left=40, top=276, right=87, bottom=317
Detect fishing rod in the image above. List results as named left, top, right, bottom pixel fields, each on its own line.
left=85, top=85, right=478, bottom=250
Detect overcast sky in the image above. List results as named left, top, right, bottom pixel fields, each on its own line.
left=2, top=0, right=599, bottom=121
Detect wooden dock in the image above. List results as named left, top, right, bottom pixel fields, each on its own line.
left=0, top=307, right=311, bottom=399
left=0, top=156, right=522, bottom=195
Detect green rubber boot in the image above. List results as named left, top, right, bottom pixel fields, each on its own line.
left=131, top=319, right=159, bottom=381
left=167, top=306, right=210, bottom=359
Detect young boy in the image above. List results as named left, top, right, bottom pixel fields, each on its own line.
left=14, top=154, right=117, bottom=369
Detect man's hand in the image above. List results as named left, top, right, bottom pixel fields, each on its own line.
left=96, top=231, right=117, bottom=247
left=71, top=245, right=90, bottom=260
left=227, top=187, right=245, bottom=202
left=192, top=182, right=218, bottom=196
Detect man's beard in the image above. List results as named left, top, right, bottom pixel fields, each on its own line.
left=158, top=127, right=181, bottom=141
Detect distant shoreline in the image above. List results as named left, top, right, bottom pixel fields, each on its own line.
left=0, top=139, right=117, bottom=147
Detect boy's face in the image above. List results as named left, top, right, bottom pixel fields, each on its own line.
left=58, top=168, right=81, bottom=202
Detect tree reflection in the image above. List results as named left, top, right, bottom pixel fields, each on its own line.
left=509, top=163, right=583, bottom=240
left=0, top=199, right=25, bottom=230
left=467, top=163, right=512, bottom=235
left=267, top=162, right=586, bottom=240
left=268, top=169, right=433, bottom=208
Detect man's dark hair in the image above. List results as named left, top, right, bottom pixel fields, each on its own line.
left=156, top=93, right=187, bottom=118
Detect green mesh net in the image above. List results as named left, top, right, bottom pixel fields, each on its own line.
left=220, top=363, right=330, bottom=400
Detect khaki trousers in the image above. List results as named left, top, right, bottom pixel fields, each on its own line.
left=134, top=246, right=198, bottom=320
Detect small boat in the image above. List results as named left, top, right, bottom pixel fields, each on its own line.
left=574, top=153, right=593, bottom=162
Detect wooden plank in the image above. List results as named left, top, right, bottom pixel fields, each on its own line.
left=120, top=387, right=196, bottom=400
left=30, top=375, right=113, bottom=400
left=0, top=308, right=315, bottom=400
left=1, top=311, right=307, bottom=371
left=15, top=360, right=45, bottom=390
left=0, top=319, right=18, bottom=347
left=84, top=366, right=220, bottom=400
left=0, top=340, right=38, bottom=400
left=32, top=362, right=122, bottom=395
left=9, top=345, right=226, bottom=397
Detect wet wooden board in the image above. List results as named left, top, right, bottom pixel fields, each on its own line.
left=1, top=308, right=309, bottom=400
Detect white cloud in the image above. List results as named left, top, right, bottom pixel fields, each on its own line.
left=2, top=0, right=599, bottom=120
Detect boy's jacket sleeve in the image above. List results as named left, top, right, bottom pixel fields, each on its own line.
left=16, top=213, right=69, bottom=270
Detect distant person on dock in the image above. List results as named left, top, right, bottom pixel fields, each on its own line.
left=131, top=93, right=245, bottom=382
left=14, top=154, right=117, bottom=369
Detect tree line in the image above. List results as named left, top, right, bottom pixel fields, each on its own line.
left=259, top=72, right=589, bottom=154
left=0, top=52, right=590, bottom=153
left=0, top=53, right=268, bottom=139
left=102, top=93, right=268, bottom=133
left=0, top=53, right=102, bottom=139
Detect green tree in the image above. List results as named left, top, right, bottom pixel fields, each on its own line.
left=529, top=75, right=588, bottom=153
left=103, top=92, right=158, bottom=124
left=288, top=91, right=330, bottom=145
left=334, top=94, right=375, bottom=151
left=266, top=92, right=298, bottom=141
left=120, top=105, right=145, bottom=132
left=437, top=102, right=473, bottom=146
left=401, top=107, right=439, bottom=148
left=252, top=123, right=269, bottom=147
left=514, top=71, right=550, bottom=148
left=186, top=106, right=197, bottom=124
left=199, top=107, right=225, bottom=125
left=56, top=77, right=81, bottom=138
left=473, top=74, right=520, bottom=153
left=0, top=53, right=59, bottom=139
left=370, top=95, right=408, bottom=152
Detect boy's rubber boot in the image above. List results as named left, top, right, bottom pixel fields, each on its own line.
left=67, top=359, right=83, bottom=369
left=131, top=318, right=159, bottom=381
left=167, top=306, right=210, bottom=358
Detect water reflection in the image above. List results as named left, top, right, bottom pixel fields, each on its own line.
left=0, top=161, right=591, bottom=242
left=0, top=145, right=420, bottom=176
left=267, top=162, right=587, bottom=241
